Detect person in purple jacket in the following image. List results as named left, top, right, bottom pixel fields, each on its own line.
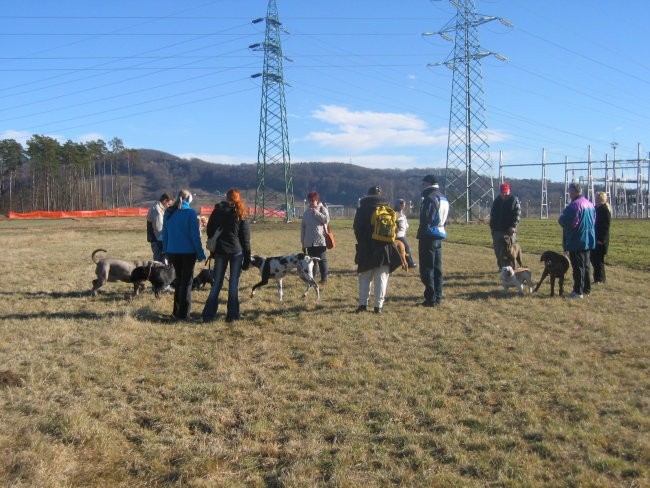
left=558, top=182, right=596, bottom=299
left=162, top=189, right=207, bottom=320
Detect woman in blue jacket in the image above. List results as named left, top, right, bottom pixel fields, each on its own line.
left=162, top=189, right=207, bottom=320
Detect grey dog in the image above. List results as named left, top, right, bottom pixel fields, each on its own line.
left=91, top=248, right=160, bottom=296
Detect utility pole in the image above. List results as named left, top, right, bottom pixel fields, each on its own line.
left=611, top=141, right=618, bottom=218
left=424, top=0, right=510, bottom=222
left=250, top=0, right=295, bottom=223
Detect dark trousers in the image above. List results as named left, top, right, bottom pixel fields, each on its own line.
left=306, top=246, right=328, bottom=281
left=569, top=250, right=591, bottom=295
left=590, top=244, right=606, bottom=283
left=150, top=240, right=165, bottom=263
left=202, top=252, right=243, bottom=321
left=396, top=237, right=416, bottom=267
left=418, top=237, right=443, bottom=304
left=167, top=253, right=196, bottom=319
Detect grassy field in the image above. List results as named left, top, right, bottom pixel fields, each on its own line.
left=0, top=216, right=648, bottom=487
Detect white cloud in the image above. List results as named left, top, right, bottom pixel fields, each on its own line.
left=0, top=130, right=32, bottom=145
left=302, top=105, right=447, bottom=151
left=0, top=129, right=68, bottom=145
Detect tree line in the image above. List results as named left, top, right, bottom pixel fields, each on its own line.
left=1, top=137, right=565, bottom=215
left=0, top=136, right=139, bottom=213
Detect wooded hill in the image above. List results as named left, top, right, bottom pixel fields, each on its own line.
left=0, top=136, right=565, bottom=214
left=135, top=149, right=566, bottom=212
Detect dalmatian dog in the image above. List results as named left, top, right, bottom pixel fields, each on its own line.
left=500, top=266, right=533, bottom=295
left=250, top=253, right=321, bottom=301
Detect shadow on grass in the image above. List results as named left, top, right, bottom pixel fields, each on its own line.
left=0, top=310, right=127, bottom=321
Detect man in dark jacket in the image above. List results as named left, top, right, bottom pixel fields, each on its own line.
left=489, top=182, right=521, bottom=269
left=417, top=175, right=449, bottom=307
left=353, top=185, right=401, bottom=314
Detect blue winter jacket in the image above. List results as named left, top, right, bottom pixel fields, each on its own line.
left=161, top=201, right=207, bottom=260
left=558, top=195, right=596, bottom=252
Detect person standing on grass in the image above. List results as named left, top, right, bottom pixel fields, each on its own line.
left=558, top=181, right=596, bottom=299
left=417, top=174, right=449, bottom=307
left=146, top=192, right=172, bottom=263
left=489, top=182, right=521, bottom=269
left=353, top=185, right=402, bottom=314
left=300, top=190, right=330, bottom=285
left=202, top=188, right=251, bottom=323
left=162, top=189, right=207, bottom=321
left=394, top=198, right=416, bottom=269
left=590, top=191, right=611, bottom=284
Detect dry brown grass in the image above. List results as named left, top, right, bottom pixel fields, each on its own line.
left=0, top=217, right=648, bottom=487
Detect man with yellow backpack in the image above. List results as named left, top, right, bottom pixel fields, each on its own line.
left=353, top=185, right=403, bottom=314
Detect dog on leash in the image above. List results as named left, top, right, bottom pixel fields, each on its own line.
left=500, top=266, right=533, bottom=295
left=393, top=240, right=408, bottom=272
left=500, top=235, right=524, bottom=269
left=130, top=264, right=176, bottom=298
left=250, top=253, right=320, bottom=301
left=91, top=249, right=159, bottom=296
left=192, top=268, right=214, bottom=290
left=533, top=250, right=571, bottom=297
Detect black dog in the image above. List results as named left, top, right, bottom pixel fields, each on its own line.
left=131, top=264, right=176, bottom=298
left=192, top=269, right=214, bottom=290
left=533, top=251, right=570, bottom=297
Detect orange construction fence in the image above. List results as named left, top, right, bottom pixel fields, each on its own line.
left=9, top=206, right=286, bottom=219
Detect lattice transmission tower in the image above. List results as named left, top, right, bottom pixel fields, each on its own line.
left=250, top=0, right=294, bottom=223
left=425, top=0, right=510, bottom=222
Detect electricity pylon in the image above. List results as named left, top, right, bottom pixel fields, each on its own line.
left=425, top=0, right=510, bottom=222
left=250, top=0, right=295, bottom=223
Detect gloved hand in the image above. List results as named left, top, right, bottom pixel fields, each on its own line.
left=242, top=252, right=251, bottom=271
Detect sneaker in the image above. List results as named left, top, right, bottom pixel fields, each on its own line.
left=420, top=301, right=436, bottom=308
left=373, top=307, right=383, bottom=314
left=355, top=305, right=367, bottom=313
left=408, top=263, right=417, bottom=269
left=564, top=291, right=584, bottom=299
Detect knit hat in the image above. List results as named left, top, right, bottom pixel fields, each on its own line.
left=367, top=185, right=381, bottom=196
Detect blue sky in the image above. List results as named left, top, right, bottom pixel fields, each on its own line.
left=1, top=0, right=648, bottom=182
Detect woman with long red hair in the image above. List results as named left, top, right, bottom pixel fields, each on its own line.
left=202, top=188, right=251, bottom=322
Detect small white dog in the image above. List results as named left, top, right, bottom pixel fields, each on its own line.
left=500, top=266, right=533, bottom=295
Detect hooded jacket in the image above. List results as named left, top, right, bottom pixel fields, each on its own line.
left=161, top=201, right=206, bottom=260
left=353, top=194, right=402, bottom=274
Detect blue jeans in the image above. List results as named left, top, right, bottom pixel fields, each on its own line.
left=202, top=252, right=243, bottom=322
left=418, top=237, right=443, bottom=304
